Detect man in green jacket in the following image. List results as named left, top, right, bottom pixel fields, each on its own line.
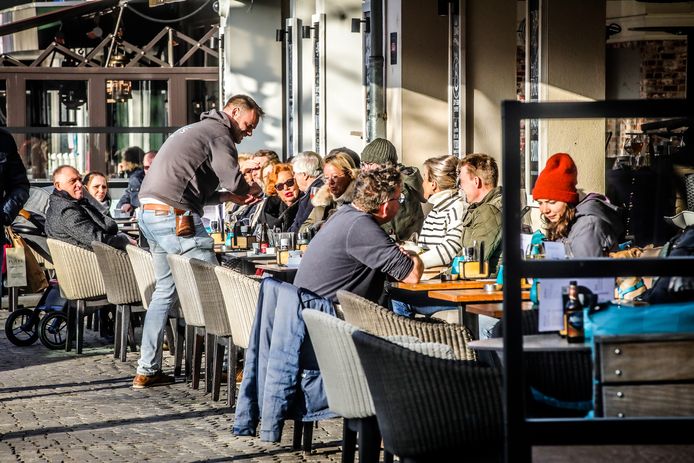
left=458, top=153, right=503, bottom=274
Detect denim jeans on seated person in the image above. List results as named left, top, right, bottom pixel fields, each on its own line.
left=387, top=285, right=458, bottom=318
left=136, top=210, right=216, bottom=376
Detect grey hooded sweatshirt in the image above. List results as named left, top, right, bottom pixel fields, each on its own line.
left=139, top=109, right=250, bottom=215
left=567, top=193, right=624, bottom=257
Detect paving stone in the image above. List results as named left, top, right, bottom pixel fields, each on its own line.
left=0, top=310, right=347, bottom=462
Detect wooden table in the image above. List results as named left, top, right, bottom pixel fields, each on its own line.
left=219, top=250, right=276, bottom=275
left=256, top=263, right=298, bottom=283
left=392, top=279, right=497, bottom=291
left=427, top=288, right=532, bottom=339
left=468, top=334, right=590, bottom=352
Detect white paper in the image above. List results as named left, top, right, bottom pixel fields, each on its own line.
left=538, top=278, right=614, bottom=332
left=520, top=233, right=566, bottom=260
left=6, top=247, right=27, bottom=287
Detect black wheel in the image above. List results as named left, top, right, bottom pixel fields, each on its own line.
left=39, top=311, right=68, bottom=350
left=4, top=308, right=39, bottom=346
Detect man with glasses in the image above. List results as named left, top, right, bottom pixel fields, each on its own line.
left=117, top=150, right=157, bottom=215
left=294, top=165, right=423, bottom=304
left=289, top=151, right=324, bottom=233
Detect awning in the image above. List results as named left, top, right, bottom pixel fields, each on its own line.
left=0, top=0, right=120, bottom=38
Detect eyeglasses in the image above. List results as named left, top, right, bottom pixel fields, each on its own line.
left=275, top=178, right=296, bottom=191
left=325, top=174, right=347, bottom=183
left=387, top=193, right=406, bottom=205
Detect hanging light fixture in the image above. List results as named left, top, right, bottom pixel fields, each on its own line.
left=105, top=16, right=132, bottom=104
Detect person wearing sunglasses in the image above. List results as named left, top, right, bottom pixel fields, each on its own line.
left=258, top=163, right=304, bottom=231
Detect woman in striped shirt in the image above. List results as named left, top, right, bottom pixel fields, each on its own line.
left=418, top=155, right=467, bottom=268
left=390, top=155, right=467, bottom=317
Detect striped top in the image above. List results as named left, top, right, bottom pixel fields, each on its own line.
left=418, top=189, right=467, bottom=268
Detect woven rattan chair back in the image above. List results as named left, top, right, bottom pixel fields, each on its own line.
left=337, top=290, right=476, bottom=361
left=189, top=259, right=231, bottom=337
left=352, top=330, right=503, bottom=461
left=213, top=265, right=259, bottom=349
left=46, top=238, right=106, bottom=300
left=303, top=310, right=375, bottom=419
left=91, top=242, right=141, bottom=305
left=125, top=245, right=156, bottom=309
left=167, top=254, right=205, bottom=327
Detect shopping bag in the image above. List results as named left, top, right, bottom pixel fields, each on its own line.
left=4, top=226, right=48, bottom=293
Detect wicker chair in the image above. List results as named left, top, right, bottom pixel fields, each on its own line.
left=213, top=265, right=260, bottom=407
left=125, top=245, right=184, bottom=376
left=352, top=330, right=503, bottom=463
left=189, top=258, right=234, bottom=404
left=337, top=290, right=477, bottom=361
left=46, top=238, right=107, bottom=354
left=167, top=254, right=207, bottom=389
left=91, top=241, right=145, bottom=362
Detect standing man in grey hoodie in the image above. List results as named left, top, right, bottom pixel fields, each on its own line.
left=133, top=94, right=263, bottom=389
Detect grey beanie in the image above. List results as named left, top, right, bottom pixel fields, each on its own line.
left=361, top=138, right=398, bottom=165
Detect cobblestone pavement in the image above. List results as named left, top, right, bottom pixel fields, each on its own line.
left=0, top=310, right=344, bottom=462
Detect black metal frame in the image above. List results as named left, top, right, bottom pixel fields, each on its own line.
left=501, top=99, right=694, bottom=462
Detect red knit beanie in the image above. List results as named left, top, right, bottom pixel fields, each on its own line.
left=532, top=153, right=579, bottom=205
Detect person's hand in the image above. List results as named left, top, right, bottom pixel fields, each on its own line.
left=221, top=191, right=261, bottom=205
left=128, top=236, right=137, bottom=245
left=240, top=159, right=262, bottom=175
left=121, top=203, right=133, bottom=213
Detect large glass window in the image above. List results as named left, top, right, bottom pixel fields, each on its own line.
left=107, top=80, right=168, bottom=176
left=187, top=80, right=218, bottom=124
left=25, top=80, right=89, bottom=179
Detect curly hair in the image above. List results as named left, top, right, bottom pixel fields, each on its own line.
left=542, top=206, right=577, bottom=241
left=265, top=163, right=295, bottom=196
left=352, top=165, right=402, bottom=213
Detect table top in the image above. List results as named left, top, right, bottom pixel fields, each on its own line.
left=256, top=264, right=299, bottom=273
left=392, top=279, right=496, bottom=291
left=468, top=334, right=590, bottom=352
left=428, top=288, right=531, bottom=303
left=465, top=301, right=534, bottom=318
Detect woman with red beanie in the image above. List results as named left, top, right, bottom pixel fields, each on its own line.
left=532, top=153, right=623, bottom=257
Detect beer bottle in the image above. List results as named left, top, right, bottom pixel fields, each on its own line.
left=259, top=223, right=269, bottom=253
left=563, top=281, right=584, bottom=342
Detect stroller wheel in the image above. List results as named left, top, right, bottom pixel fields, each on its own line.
left=38, top=311, right=68, bottom=350
left=4, top=308, right=39, bottom=346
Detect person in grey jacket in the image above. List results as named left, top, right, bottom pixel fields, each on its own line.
left=117, top=150, right=157, bottom=214
left=45, top=166, right=134, bottom=250
left=533, top=152, right=623, bottom=257
left=133, top=94, right=263, bottom=389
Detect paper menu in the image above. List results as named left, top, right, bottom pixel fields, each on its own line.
left=538, top=278, right=614, bottom=332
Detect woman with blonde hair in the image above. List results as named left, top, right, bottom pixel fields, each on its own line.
left=300, top=152, right=358, bottom=234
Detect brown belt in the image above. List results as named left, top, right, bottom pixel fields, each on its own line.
left=142, top=204, right=187, bottom=215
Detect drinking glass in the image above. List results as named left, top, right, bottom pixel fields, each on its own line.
left=525, top=241, right=546, bottom=260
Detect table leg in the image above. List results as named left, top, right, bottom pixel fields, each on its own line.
left=459, top=304, right=480, bottom=340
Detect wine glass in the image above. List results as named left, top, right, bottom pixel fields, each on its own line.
left=525, top=241, right=546, bottom=260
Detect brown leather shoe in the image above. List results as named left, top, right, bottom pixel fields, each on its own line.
left=132, top=371, right=175, bottom=389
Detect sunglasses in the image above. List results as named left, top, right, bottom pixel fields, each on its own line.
left=275, top=178, right=296, bottom=191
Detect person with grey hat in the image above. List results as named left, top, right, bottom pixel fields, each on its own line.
left=360, top=138, right=425, bottom=241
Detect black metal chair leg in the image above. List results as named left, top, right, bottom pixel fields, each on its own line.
left=65, top=301, right=75, bottom=352
left=191, top=327, right=204, bottom=389
left=113, top=305, right=123, bottom=359
left=205, top=332, right=214, bottom=394
left=292, top=419, right=302, bottom=450
left=212, top=336, right=224, bottom=401
left=120, top=305, right=130, bottom=362
left=185, top=324, right=194, bottom=381
left=342, top=418, right=358, bottom=463
left=357, top=416, right=382, bottom=463
left=76, top=300, right=85, bottom=354
left=302, top=421, right=313, bottom=454
left=173, top=319, right=185, bottom=377
left=227, top=341, right=237, bottom=408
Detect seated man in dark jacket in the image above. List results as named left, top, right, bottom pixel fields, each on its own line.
left=46, top=165, right=134, bottom=250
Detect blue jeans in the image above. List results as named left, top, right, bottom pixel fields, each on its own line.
left=136, top=210, right=216, bottom=376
